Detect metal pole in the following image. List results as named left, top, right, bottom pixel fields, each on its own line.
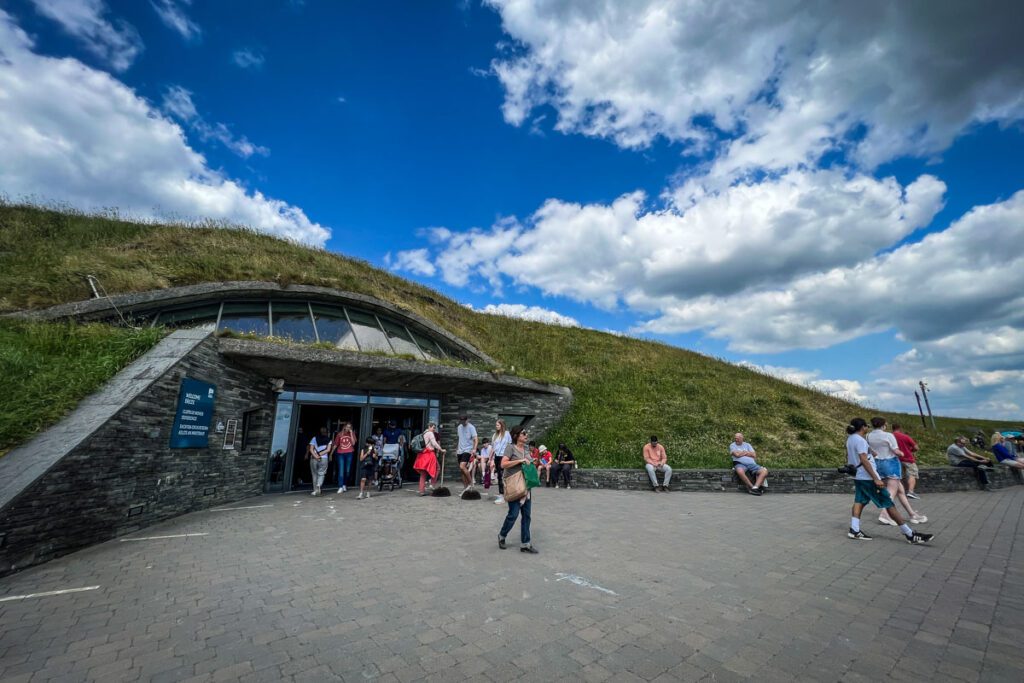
left=919, top=381, right=937, bottom=430
left=914, top=391, right=927, bottom=429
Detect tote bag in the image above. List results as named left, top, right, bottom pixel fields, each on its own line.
left=504, top=469, right=527, bottom=502
left=522, top=462, right=541, bottom=489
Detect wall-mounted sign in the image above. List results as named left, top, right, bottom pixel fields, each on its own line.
left=222, top=419, right=238, bottom=450
left=169, top=377, right=216, bottom=448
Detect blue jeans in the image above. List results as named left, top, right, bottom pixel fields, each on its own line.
left=336, top=452, right=353, bottom=486
left=499, top=496, right=532, bottom=546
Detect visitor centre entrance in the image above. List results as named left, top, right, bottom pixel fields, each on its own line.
left=265, top=389, right=441, bottom=493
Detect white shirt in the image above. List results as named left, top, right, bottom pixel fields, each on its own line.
left=866, top=429, right=899, bottom=460
left=457, top=422, right=478, bottom=453
left=309, top=436, right=330, bottom=459
left=847, top=433, right=876, bottom=481
left=729, top=441, right=755, bottom=460
left=492, top=431, right=512, bottom=459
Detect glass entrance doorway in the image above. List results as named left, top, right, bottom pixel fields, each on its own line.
left=369, top=407, right=426, bottom=483
left=290, top=404, right=363, bottom=491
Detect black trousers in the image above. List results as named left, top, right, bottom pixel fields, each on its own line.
left=552, top=462, right=572, bottom=486
left=956, top=460, right=990, bottom=489
left=494, top=455, right=504, bottom=494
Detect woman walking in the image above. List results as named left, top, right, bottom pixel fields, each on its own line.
left=491, top=419, right=512, bottom=505
left=413, top=423, right=445, bottom=496
left=498, top=424, right=539, bottom=554
left=332, top=421, right=357, bottom=493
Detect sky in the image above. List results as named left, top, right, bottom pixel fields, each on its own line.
left=1, top=0, right=1023, bottom=421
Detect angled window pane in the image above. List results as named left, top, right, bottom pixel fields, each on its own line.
left=271, top=301, right=316, bottom=342
left=310, top=304, right=358, bottom=350
left=379, top=318, right=424, bottom=358
left=219, top=301, right=269, bottom=336
left=346, top=309, right=392, bottom=353
left=408, top=329, right=444, bottom=360
left=155, top=303, right=219, bottom=329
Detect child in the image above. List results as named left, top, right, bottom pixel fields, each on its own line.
left=358, top=437, right=377, bottom=500
left=476, top=438, right=493, bottom=488
left=537, top=445, right=552, bottom=485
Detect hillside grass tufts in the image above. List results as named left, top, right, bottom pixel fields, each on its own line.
left=0, top=203, right=1015, bottom=468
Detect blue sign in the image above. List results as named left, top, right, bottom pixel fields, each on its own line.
left=169, top=377, right=216, bottom=448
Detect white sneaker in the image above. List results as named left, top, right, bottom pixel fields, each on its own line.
left=911, top=514, right=928, bottom=524
left=906, top=491, right=920, bottom=499
left=878, top=514, right=897, bottom=526
left=357, top=492, right=364, bottom=500
left=341, top=486, right=347, bottom=493
left=365, top=491, right=371, bottom=499
left=555, top=485, right=560, bottom=489
left=566, top=485, right=572, bottom=489
left=494, top=496, right=505, bottom=505
left=310, top=490, right=317, bottom=496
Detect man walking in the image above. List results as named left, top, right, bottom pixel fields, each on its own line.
left=947, top=436, right=995, bottom=490
left=729, top=432, right=768, bottom=495
left=892, top=423, right=920, bottom=499
left=643, top=436, right=672, bottom=492
left=457, top=414, right=478, bottom=494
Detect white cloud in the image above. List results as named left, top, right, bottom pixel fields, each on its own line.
left=0, top=11, right=327, bottom=245
left=161, top=86, right=269, bottom=159
left=466, top=303, right=580, bottom=327
left=635, top=190, right=1024, bottom=353
left=413, top=169, right=945, bottom=309
left=737, top=361, right=867, bottom=404
left=151, top=0, right=199, bottom=41
left=29, top=0, right=142, bottom=71
left=385, top=249, right=436, bottom=277
left=231, top=48, right=265, bottom=70
left=484, top=0, right=1024, bottom=175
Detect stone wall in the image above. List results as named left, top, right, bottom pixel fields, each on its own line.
left=569, top=465, right=1024, bottom=493
left=437, top=387, right=573, bottom=481
left=0, top=336, right=274, bottom=577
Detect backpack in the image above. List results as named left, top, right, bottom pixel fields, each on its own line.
left=410, top=432, right=426, bottom=453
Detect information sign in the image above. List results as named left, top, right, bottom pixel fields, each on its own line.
left=169, top=377, right=216, bottom=448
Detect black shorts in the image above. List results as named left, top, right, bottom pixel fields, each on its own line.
left=360, top=465, right=376, bottom=480
left=458, top=452, right=473, bottom=464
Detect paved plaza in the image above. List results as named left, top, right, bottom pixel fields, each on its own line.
left=1, top=485, right=1023, bottom=682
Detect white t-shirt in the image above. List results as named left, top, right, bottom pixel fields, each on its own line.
left=847, top=433, right=876, bottom=481
left=478, top=444, right=493, bottom=459
left=457, top=423, right=478, bottom=453
left=866, top=429, right=899, bottom=460
left=492, top=431, right=512, bottom=459
left=309, top=436, right=330, bottom=459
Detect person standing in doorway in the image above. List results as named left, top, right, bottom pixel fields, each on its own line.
left=643, top=436, right=672, bottom=492
left=308, top=427, right=331, bottom=496
left=414, top=423, right=446, bottom=496
left=892, top=423, right=921, bottom=499
left=491, top=419, right=512, bottom=505
left=457, top=414, right=478, bottom=494
left=846, top=418, right=933, bottom=544
left=357, top=437, right=377, bottom=500
left=332, top=421, right=357, bottom=494
left=498, top=424, right=539, bottom=554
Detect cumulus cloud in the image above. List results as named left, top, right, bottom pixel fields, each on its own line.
left=161, top=85, right=269, bottom=159
left=465, top=303, right=580, bottom=327
left=635, top=190, right=1024, bottom=352
left=737, top=361, right=867, bottom=404
left=151, top=0, right=199, bottom=41
left=484, top=0, right=1024, bottom=175
left=0, top=11, right=327, bottom=245
left=412, top=169, right=945, bottom=308
left=384, top=248, right=436, bottom=277
left=29, top=0, right=142, bottom=71
left=231, top=48, right=265, bottom=70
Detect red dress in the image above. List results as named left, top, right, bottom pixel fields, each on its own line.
left=413, top=448, right=438, bottom=479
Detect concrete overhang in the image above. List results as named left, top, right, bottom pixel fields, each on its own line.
left=217, top=338, right=571, bottom=396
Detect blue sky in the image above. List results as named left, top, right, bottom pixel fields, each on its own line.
left=2, top=1, right=1023, bottom=420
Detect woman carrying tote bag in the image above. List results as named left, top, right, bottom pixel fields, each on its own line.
left=497, top=424, right=539, bottom=554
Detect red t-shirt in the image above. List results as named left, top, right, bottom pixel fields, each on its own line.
left=333, top=431, right=356, bottom=453
left=893, top=431, right=918, bottom=463
left=530, top=447, right=540, bottom=464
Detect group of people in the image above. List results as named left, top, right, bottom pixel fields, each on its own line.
left=454, top=416, right=577, bottom=504
left=306, top=420, right=409, bottom=499
left=640, top=432, right=770, bottom=495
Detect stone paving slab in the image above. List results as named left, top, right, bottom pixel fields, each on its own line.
left=1, top=486, right=1023, bottom=682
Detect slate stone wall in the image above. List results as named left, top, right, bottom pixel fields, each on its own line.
left=0, top=338, right=274, bottom=576
left=437, top=387, right=574, bottom=481
left=570, top=465, right=1024, bottom=493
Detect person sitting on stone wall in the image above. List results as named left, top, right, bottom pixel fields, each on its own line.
left=992, top=432, right=1024, bottom=470
left=551, top=443, right=575, bottom=489
left=729, top=432, right=768, bottom=496
left=947, top=436, right=995, bottom=491
left=643, top=436, right=672, bottom=492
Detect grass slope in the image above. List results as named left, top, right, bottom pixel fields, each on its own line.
left=0, top=203, right=1014, bottom=467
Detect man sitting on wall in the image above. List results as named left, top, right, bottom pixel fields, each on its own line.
left=643, top=436, right=672, bottom=492
left=947, top=436, right=995, bottom=491
left=729, top=433, right=768, bottom=496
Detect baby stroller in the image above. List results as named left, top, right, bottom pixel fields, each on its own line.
left=377, top=443, right=403, bottom=491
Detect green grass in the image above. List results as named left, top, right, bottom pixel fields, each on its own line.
left=0, top=202, right=1015, bottom=467
left=0, top=318, right=164, bottom=456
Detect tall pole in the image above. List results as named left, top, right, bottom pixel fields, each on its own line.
left=919, top=381, right=937, bottom=430
left=914, top=391, right=927, bottom=429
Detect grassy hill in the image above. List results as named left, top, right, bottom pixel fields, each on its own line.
left=0, top=203, right=1013, bottom=465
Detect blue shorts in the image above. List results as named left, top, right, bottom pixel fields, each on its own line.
left=733, top=455, right=761, bottom=474
left=874, top=458, right=902, bottom=480
left=854, top=480, right=894, bottom=509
